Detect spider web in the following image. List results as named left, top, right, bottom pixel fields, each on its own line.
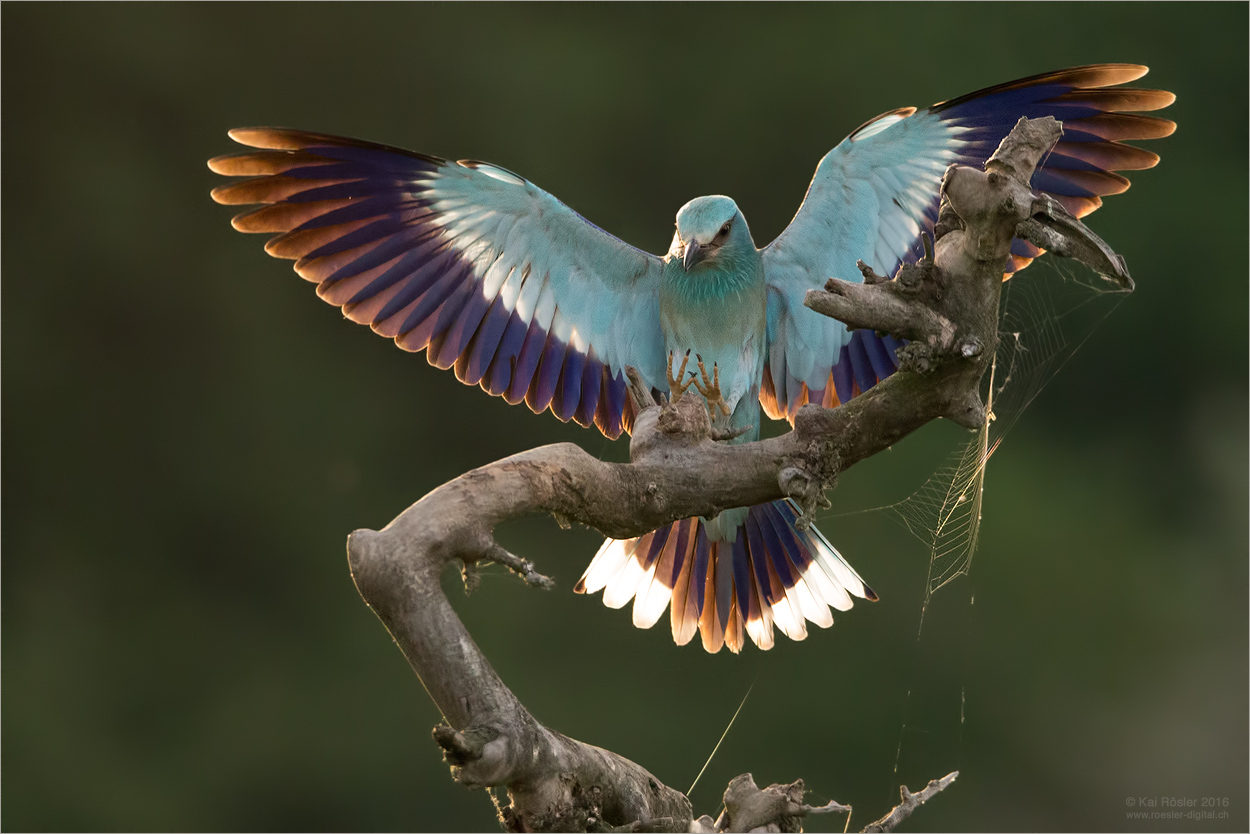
left=836, top=258, right=1131, bottom=626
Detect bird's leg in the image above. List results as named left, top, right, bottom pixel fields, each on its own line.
left=690, top=355, right=732, bottom=419
left=666, top=350, right=696, bottom=400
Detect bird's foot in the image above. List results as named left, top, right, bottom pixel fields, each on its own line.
left=666, top=350, right=696, bottom=400
left=690, top=355, right=732, bottom=418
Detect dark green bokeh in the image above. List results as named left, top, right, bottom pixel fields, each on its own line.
left=4, top=3, right=1246, bottom=831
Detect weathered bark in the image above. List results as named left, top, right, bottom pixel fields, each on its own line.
left=861, top=772, right=961, bottom=833
left=712, top=774, right=850, bottom=832
left=345, top=117, right=1129, bottom=831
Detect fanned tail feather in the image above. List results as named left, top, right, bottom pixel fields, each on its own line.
left=574, top=501, right=875, bottom=653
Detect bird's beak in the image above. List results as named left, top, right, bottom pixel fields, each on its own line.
left=683, top=240, right=707, bottom=272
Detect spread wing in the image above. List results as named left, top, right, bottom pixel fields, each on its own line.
left=760, top=64, right=1175, bottom=421
left=209, top=129, right=668, bottom=438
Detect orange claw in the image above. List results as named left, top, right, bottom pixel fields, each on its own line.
left=666, top=350, right=695, bottom=400
left=691, top=355, right=732, bottom=418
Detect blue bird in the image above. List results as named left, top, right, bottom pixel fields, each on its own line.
left=210, top=65, right=1173, bottom=652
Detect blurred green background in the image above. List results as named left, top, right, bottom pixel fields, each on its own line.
left=4, top=3, right=1246, bottom=831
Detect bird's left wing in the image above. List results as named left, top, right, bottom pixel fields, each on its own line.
left=210, top=129, right=669, bottom=438
left=760, top=64, right=1174, bottom=421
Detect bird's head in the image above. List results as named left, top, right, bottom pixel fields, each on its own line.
left=670, top=195, right=753, bottom=272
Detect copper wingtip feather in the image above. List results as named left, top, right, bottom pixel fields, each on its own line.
left=1091, top=63, right=1150, bottom=84
left=935, top=63, right=1159, bottom=112
left=1052, top=63, right=1150, bottom=87
left=207, top=154, right=245, bottom=176
left=209, top=183, right=234, bottom=205
left=227, top=127, right=304, bottom=150
left=1057, top=87, right=1177, bottom=113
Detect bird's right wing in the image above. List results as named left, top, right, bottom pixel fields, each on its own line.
left=210, top=129, right=669, bottom=438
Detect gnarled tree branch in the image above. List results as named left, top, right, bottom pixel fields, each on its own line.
left=346, top=117, right=1125, bottom=831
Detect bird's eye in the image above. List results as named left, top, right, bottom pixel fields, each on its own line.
left=719, top=222, right=731, bottom=236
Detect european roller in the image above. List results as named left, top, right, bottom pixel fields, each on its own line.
left=210, top=65, right=1173, bottom=653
